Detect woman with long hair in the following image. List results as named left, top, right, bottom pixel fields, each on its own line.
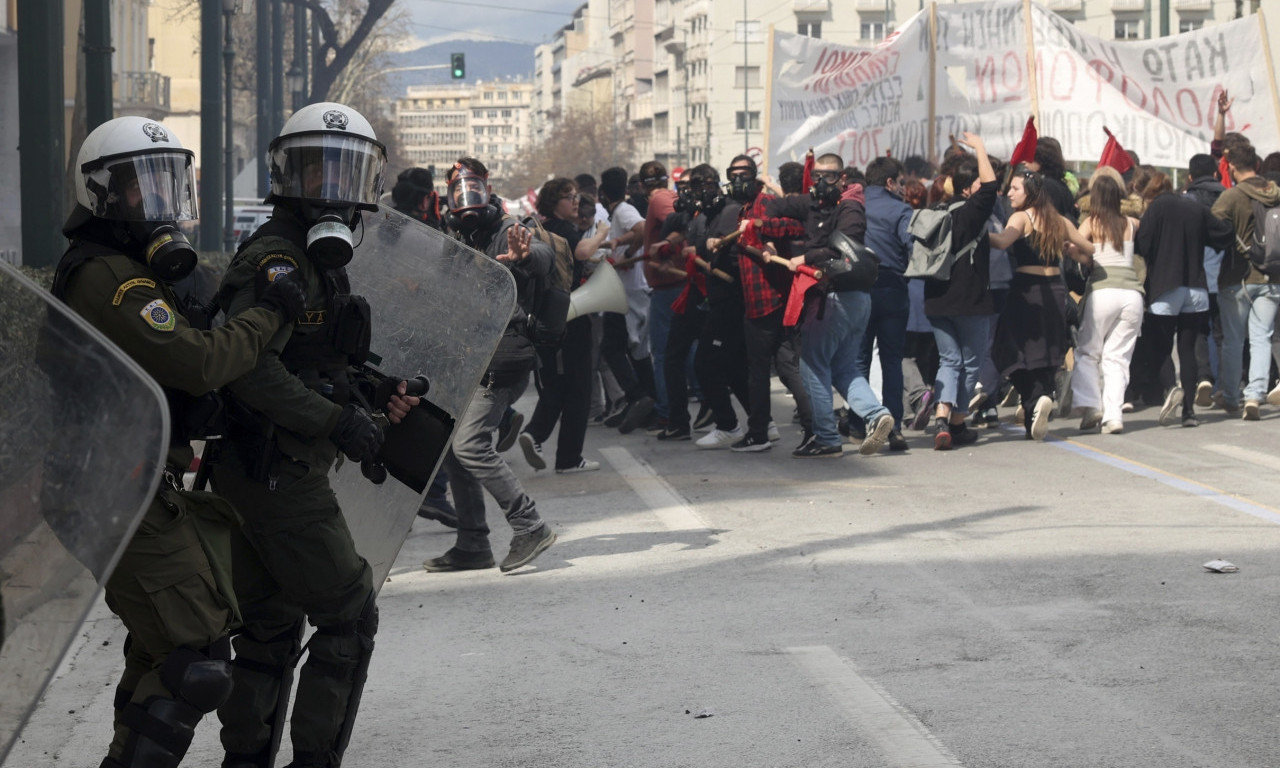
left=989, top=170, right=1095, bottom=439
left=1070, top=174, right=1144, bottom=434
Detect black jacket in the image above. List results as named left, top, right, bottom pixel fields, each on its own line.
left=1184, top=176, right=1225, bottom=209
left=1136, top=191, right=1234, bottom=303
left=924, top=180, right=998, bottom=317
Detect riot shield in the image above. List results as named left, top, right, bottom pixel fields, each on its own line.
left=0, top=262, right=168, bottom=764
left=337, top=206, right=516, bottom=589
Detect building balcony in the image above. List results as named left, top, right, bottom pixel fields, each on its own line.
left=853, top=0, right=885, bottom=11
left=632, top=91, right=653, bottom=125
left=115, top=71, right=171, bottom=116
left=1043, top=0, right=1083, bottom=10
left=795, top=0, right=829, bottom=11
left=1111, top=0, right=1146, bottom=11
left=1172, top=0, right=1211, bottom=9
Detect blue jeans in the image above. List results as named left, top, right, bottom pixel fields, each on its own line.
left=856, top=281, right=909, bottom=429
left=800, top=291, right=890, bottom=446
left=648, top=286, right=681, bottom=419
left=928, top=314, right=992, bottom=414
left=1218, top=283, right=1280, bottom=404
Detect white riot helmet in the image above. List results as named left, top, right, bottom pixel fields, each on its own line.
left=76, top=116, right=198, bottom=222
left=267, top=102, right=387, bottom=211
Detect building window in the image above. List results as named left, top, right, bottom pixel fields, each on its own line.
left=797, top=21, right=821, bottom=38
left=734, top=20, right=762, bottom=43
left=735, top=111, right=760, bottom=131
left=502, top=109, right=513, bottom=118
left=484, top=92, right=493, bottom=101
left=1115, top=18, right=1142, bottom=40
left=1179, top=17, right=1204, bottom=33
left=473, top=109, right=482, bottom=118
left=734, top=66, right=761, bottom=89
left=861, top=21, right=885, bottom=41
left=488, top=110, right=498, bottom=118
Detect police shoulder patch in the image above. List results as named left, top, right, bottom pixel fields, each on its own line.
left=257, top=253, right=299, bottom=283
left=140, top=298, right=177, bottom=332
left=112, top=277, right=157, bottom=306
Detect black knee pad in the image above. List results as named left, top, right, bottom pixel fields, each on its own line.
left=159, top=646, right=233, bottom=714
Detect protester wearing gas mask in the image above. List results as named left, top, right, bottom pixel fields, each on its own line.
left=390, top=166, right=443, bottom=231
left=52, top=116, right=308, bottom=768
left=422, top=156, right=559, bottom=574
left=211, top=102, right=421, bottom=768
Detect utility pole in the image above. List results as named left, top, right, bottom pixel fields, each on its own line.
left=83, top=0, right=113, bottom=131
left=742, top=0, right=749, bottom=152
left=16, top=0, right=64, bottom=267
left=199, top=2, right=223, bottom=253
left=224, top=2, right=238, bottom=252
left=290, top=2, right=308, bottom=112
left=271, top=0, right=285, bottom=135
left=1159, top=0, right=1170, bottom=36
left=256, top=0, right=271, bottom=198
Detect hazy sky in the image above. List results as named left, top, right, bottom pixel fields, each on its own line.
left=400, top=0, right=586, bottom=47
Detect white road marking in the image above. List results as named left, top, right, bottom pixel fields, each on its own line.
left=1203, top=443, right=1280, bottom=473
left=786, top=645, right=964, bottom=768
left=599, top=446, right=710, bottom=531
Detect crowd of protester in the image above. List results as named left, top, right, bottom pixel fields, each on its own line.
left=407, top=89, right=1280, bottom=536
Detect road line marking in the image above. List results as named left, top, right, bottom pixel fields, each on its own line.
left=599, top=446, right=710, bottom=531
left=786, top=645, right=963, bottom=768
left=1034, top=431, right=1280, bottom=524
left=1203, top=443, right=1280, bottom=473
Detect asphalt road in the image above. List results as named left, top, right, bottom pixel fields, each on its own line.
left=9, top=383, right=1280, bottom=768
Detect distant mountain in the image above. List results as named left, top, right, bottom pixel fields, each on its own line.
left=386, top=40, right=536, bottom=94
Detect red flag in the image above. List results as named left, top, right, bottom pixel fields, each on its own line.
left=801, top=149, right=815, bottom=193
left=1009, top=116, right=1038, bottom=167
left=783, top=265, right=821, bottom=327
left=1098, top=128, right=1135, bottom=174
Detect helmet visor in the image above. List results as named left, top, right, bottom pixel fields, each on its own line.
left=82, top=150, right=198, bottom=222
left=446, top=169, right=490, bottom=213
left=268, top=132, right=387, bottom=209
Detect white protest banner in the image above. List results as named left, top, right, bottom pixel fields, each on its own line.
left=766, top=1, right=1280, bottom=169
left=1031, top=7, right=1280, bottom=168
left=767, top=10, right=931, bottom=169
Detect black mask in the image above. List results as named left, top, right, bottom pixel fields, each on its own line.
left=673, top=186, right=696, bottom=213
left=726, top=175, right=760, bottom=203
left=125, top=221, right=198, bottom=283
left=811, top=177, right=843, bottom=207
left=695, top=184, right=723, bottom=212
left=445, top=201, right=502, bottom=235
left=296, top=204, right=359, bottom=269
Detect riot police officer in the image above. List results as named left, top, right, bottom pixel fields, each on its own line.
left=52, top=116, right=307, bottom=768
left=210, top=103, right=418, bottom=768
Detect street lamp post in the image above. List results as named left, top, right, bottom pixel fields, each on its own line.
left=223, top=0, right=240, bottom=253
left=288, top=64, right=305, bottom=113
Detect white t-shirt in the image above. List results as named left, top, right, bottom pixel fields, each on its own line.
left=609, top=201, right=649, bottom=292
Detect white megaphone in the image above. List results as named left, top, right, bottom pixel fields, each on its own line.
left=566, top=259, right=629, bottom=320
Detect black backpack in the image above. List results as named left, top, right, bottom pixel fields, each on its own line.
left=1249, top=199, right=1280, bottom=279
left=518, top=216, right=573, bottom=348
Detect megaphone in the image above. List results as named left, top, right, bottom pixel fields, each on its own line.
left=567, top=259, right=628, bottom=321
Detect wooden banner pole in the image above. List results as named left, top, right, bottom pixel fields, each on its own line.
left=1023, top=0, right=1040, bottom=130
left=1258, top=8, right=1280, bottom=141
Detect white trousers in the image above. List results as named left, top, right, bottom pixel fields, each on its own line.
left=1071, top=288, right=1145, bottom=425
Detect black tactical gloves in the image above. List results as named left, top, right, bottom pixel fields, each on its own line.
left=330, top=404, right=384, bottom=463
left=256, top=271, right=308, bottom=323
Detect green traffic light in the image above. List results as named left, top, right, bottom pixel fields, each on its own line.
left=450, top=53, right=465, bottom=80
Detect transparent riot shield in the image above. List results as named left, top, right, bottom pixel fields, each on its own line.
left=0, top=262, right=168, bottom=763
left=336, top=206, right=516, bottom=589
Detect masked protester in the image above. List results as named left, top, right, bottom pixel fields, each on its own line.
left=720, top=155, right=812, bottom=453
left=52, top=116, right=307, bottom=768
left=211, top=102, right=420, bottom=768
left=422, top=156, right=558, bottom=573
left=390, top=166, right=442, bottom=230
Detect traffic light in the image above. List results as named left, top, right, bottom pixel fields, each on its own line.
left=450, top=53, right=465, bottom=80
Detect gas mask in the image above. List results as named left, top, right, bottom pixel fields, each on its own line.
left=446, top=167, right=495, bottom=232
left=810, top=171, right=844, bottom=207
left=694, top=182, right=723, bottom=212
left=673, top=183, right=695, bottom=213
left=303, top=207, right=359, bottom=269
left=125, top=220, right=198, bottom=283
left=725, top=170, right=760, bottom=203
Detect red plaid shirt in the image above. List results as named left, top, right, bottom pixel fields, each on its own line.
left=737, top=192, right=807, bottom=319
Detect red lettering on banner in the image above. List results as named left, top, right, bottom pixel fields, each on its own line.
left=1120, top=76, right=1148, bottom=111
left=1086, top=60, right=1113, bottom=103
left=1151, top=86, right=1174, bottom=122
left=975, top=56, right=996, bottom=104
left=834, top=129, right=885, bottom=167
left=1176, top=89, right=1202, bottom=128
left=1001, top=52, right=1023, bottom=103
left=1049, top=50, right=1077, bottom=102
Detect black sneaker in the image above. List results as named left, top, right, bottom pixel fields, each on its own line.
left=417, top=495, right=458, bottom=528
left=518, top=432, right=546, bottom=470
left=934, top=418, right=952, bottom=451
left=500, top=525, right=556, bottom=572
left=602, top=400, right=630, bottom=428
left=657, top=425, right=692, bottom=441
left=793, top=440, right=843, bottom=458
left=692, top=403, right=714, bottom=430
left=496, top=408, right=523, bottom=453
left=730, top=433, right=773, bottom=452
left=423, top=547, right=495, bottom=572
left=888, top=430, right=909, bottom=451
left=645, top=415, right=670, bottom=436
left=951, top=422, right=979, bottom=446
left=618, top=396, right=656, bottom=434
left=1182, top=408, right=1199, bottom=428
left=859, top=414, right=894, bottom=455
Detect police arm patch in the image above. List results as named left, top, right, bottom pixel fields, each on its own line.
left=257, top=253, right=299, bottom=283
left=112, top=277, right=157, bottom=306
left=140, top=299, right=177, bottom=331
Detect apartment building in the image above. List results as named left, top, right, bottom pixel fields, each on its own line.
left=395, top=79, right=534, bottom=196
left=534, top=0, right=1273, bottom=172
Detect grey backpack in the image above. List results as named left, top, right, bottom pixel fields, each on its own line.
left=905, top=200, right=981, bottom=281
left=1249, top=200, right=1280, bottom=279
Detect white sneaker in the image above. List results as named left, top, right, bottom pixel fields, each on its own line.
left=968, top=383, right=987, bottom=413
left=1159, top=386, right=1182, bottom=425
left=1101, top=420, right=1124, bottom=434
left=859, top=413, right=894, bottom=455
left=556, top=458, right=600, bottom=474
left=1030, top=395, right=1053, bottom=441
left=1268, top=383, right=1280, bottom=407
left=518, top=432, right=546, bottom=470
left=696, top=425, right=746, bottom=449
left=767, top=420, right=781, bottom=442
left=1196, top=380, right=1215, bottom=407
